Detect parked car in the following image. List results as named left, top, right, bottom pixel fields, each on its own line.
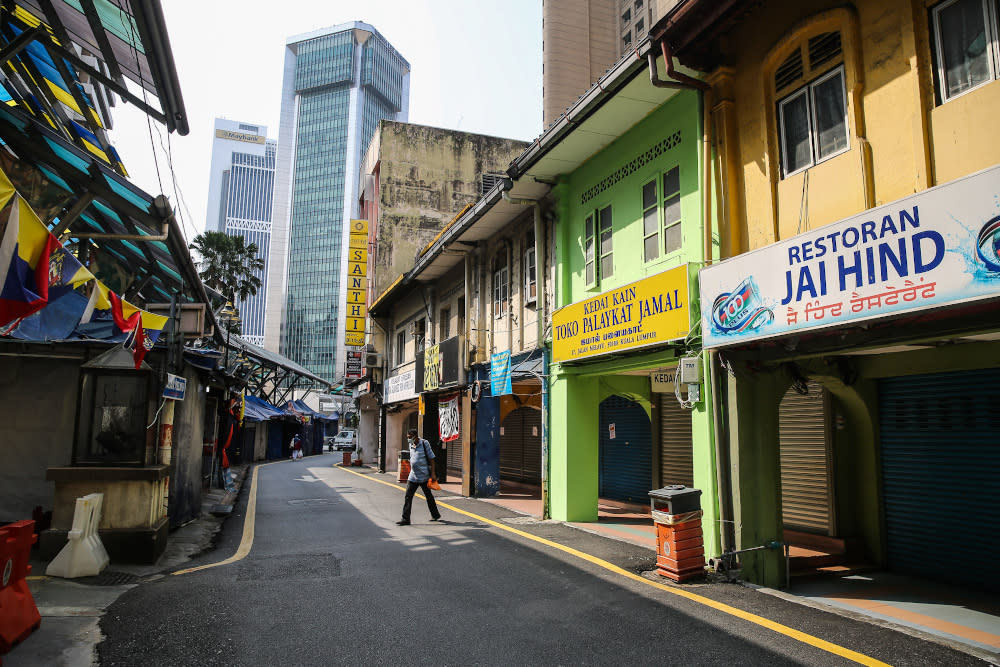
left=325, top=429, right=357, bottom=452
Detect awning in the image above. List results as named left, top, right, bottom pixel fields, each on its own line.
left=4, top=1, right=188, bottom=137
left=243, top=394, right=285, bottom=423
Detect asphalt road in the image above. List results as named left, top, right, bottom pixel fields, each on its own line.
left=97, top=456, right=985, bottom=666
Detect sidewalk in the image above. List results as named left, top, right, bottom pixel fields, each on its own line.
left=430, top=467, right=999, bottom=663
left=7, top=464, right=251, bottom=666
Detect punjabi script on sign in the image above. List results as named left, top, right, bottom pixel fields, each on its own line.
left=785, top=278, right=937, bottom=325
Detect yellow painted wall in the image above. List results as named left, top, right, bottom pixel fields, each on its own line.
left=717, top=0, right=1000, bottom=254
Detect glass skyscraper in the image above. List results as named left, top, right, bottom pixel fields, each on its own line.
left=265, top=22, right=410, bottom=381
left=204, top=118, right=276, bottom=346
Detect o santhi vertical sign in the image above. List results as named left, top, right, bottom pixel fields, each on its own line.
left=344, top=219, right=369, bottom=347
left=552, top=264, right=690, bottom=363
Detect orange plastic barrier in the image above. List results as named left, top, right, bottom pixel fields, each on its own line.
left=0, top=520, right=41, bottom=654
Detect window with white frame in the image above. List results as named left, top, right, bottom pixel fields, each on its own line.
left=524, top=231, right=537, bottom=304
left=395, top=330, right=405, bottom=365
left=642, top=167, right=683, bottom=262
left=775, top=31, right=849, bottom=177
left=598, top=205, right=613, bottom=279
left=584, top=213, right=596, bottom=286
left=493, top=255, right=508, bottom=319
left=933, top=0, right=1000, bottom=102
left=662, top=167, right=682, bottom=254
left=584, top=205, right=613, bottom=286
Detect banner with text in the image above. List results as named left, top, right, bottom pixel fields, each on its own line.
left=552, top=264, right=690, bottom=363
left=438, top=393, right=460, bottom=442
left=490, top=350, right=512, bottom=395
left=700, top=165, right=1000, bottom=348
left=344, top=219, right=369, bottom=347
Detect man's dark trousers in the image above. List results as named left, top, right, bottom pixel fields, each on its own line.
left=401, top=481, right=441, bottom=521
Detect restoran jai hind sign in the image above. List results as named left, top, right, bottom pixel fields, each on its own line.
left=700, top=165, right=1000, bottom=348
left=552, top=264, right=690, bottom=363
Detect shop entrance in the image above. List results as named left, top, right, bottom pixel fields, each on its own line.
left=878, top=368, right=1000, bottom=592
left=499, top=406, right=542, bottom=484
left=778, top=381, right=833, bottom=535
left=598, top=395, right=652, bottom=503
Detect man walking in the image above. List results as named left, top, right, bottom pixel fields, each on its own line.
left=397, top=428, right=441, bottom=525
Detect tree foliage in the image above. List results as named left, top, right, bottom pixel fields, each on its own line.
left=189, top=231, right=265, bottom=307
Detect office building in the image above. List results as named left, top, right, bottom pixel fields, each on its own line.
left=265, top=21, right=410, bottom=381
left=204, top=118, right=276, bottom=346
left=543, top=0, right=680, bottom=126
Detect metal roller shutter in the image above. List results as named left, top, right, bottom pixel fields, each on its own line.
left=599, top=395, right=652, bottom=503
left=498, top=407, right=542, bottom=483
left=779, top=381, right=832, bottom=534
left=659, top=393, right=694, bottom=487
left=521, top=408, right=542, bottom=482
left=878, top=368, right=1000, bottom=592
left=446, top=432, right=462, bottom=471
left=499, top=409, right=524, bottom=480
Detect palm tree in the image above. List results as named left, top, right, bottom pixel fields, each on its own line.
left=189, top=231, right=265, bottom=308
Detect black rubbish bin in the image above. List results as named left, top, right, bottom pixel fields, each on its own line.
left=648, top=485, right=702, bottom=515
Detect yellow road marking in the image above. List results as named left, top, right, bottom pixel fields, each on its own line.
left=336, top=464, right=890, bottom=667
left=171, top=463, right=271, bottom=576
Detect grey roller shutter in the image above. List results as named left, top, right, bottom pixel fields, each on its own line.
left=779, top=381, right=832, bottom=534
left=659, top=393, right=694, bottom=487
left=446, top=431, right=462, bottom=470
left=499, top=407, right=541, bottom=484
left=878, top=369, right=1000, bottom=592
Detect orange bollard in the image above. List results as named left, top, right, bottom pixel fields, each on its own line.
left=0, top=520, right=42, bottom=654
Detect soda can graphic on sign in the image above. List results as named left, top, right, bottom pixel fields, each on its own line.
left=711, top=276, right=774, bottom=334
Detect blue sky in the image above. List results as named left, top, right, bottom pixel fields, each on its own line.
left=114, top=0, right=543, bottom=240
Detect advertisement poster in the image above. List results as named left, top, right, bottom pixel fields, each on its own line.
left=700, top=166, right=1000, bottom=348
left=345, top=348, right=363, bottom=380
left=490, top=350, right=512, bottom=395
left=552, top=264, right=690, bottom=363
left=384, top=369, right=416, bottom=404
left=438, top=393, right=460, bottom=442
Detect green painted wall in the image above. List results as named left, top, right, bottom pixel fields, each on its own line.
left=557, top=90, right=704, bottom=308
left=547, top=89, right=722, bottom=558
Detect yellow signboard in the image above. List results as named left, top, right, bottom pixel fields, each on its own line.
left=423, top=344, right=441, bottom=391
left=551, top=264, right=690, bottom=363
left=343, top=219, right=370, bottom=348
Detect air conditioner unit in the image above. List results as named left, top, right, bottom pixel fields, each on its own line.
left=364, top=352, right=383, bottom=367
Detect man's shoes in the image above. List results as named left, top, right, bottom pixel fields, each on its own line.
left=396, top=519, right=410, bottom=525
left=430, top=515, right=442, bottom=521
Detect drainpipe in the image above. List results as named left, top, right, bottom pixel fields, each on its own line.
left=650, top=39, right=731, bottom=551
left=502, top=191, right=549, bottom=517
left=505, top=239, right=513, bottom=354
left=501, top=192, right=547, bottom=347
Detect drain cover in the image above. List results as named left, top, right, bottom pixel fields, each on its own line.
left=73, top=570, right=143, bottom=586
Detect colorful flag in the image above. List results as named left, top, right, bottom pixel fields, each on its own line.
left=106, top=289, right=167, bottom=369
left=0, top=194, right=59, bottom=327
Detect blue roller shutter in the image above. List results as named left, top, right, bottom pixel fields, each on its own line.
left=878, top=368, right=1000, bottom=592
left=599, top=395, right=652, bottom=503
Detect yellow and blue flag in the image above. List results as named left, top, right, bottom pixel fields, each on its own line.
left=0, top=187, right=59, bottom=327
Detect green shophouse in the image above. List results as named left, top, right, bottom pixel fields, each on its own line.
left=509, top=44, right=722, bottom=559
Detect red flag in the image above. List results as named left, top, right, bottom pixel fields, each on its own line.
left=109, top=290, right=152, bottom=369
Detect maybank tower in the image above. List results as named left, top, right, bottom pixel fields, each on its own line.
left=264, top=22, right=410, bottom=382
